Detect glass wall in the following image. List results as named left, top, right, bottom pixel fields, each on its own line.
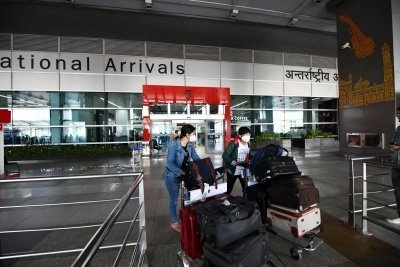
left=230, top=95, right=338, bottom=138
left=1, top=91, right=143, bottom=145
left=1, top=91, right=338, bottom=146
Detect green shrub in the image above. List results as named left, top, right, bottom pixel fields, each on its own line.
left=254, top=132, right=291, bottom=143
left=301, top=129, right=332, bottom=139
left=5, top=144, right=129, bottom=161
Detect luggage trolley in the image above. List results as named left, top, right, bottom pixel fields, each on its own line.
left=250, top=148, right=323, bottom=261
left=266, top=204, right=323, bottom=261
left=177, top=166, right=226, bottom=267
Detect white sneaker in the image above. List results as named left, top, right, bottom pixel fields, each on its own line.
left=386, top=217, right=400, bottom=224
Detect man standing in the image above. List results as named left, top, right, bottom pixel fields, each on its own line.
left=222, top=126, right=252, bottom=196
left=387, top=107, right=400, bottom=224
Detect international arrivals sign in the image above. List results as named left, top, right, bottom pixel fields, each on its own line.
left=0, top=52, right=185, bottom=75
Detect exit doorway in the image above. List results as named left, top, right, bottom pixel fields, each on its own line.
left=151, top=118, right=224, bottom=154
left=142, top=85, right=231, bottom=155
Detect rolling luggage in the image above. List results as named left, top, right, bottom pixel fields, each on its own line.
left=254, top=156, right=301, bottom=182
left=180, top=194, right=228, bottom=259
left=196, top=196, right=262, bottom=249
left=267, top=175, right=320, bottom=210
left=203, top=230, right=268, bottom=267
left=266, top=204, right=321, bottom=238
left=180, top=205, right=203, bottom=259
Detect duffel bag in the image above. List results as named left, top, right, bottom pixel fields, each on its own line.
left=196, top=196, right=262, bottom=249
left=203, top=230, right=268, bottom=267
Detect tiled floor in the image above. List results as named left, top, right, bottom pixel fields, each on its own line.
left=1, top=147, right=400, bottom=266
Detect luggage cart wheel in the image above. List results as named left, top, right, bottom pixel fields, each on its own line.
left=290, top=247, right=302, bottom=261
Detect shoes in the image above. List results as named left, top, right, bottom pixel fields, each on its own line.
left=386, top=217, right=400, bottom=224
left=171, top=223, right=181, bottom=233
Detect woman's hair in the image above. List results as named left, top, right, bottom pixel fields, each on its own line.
left=238, top=126, right=251, bottom=136
left=180, top=124, right=196, bottom=138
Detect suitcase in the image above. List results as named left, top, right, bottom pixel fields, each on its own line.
left=196, top=196, right=262, bottom=249
left=266, top=204, right=321, bottom=238
left=267, top=176, right=320, bottom=210
left=246, top=182, right=268, bottom=224
left=203, top=230, right=268, bottom=267
left=254, top=156, right=301, bottom=182
left=180, top=194, right=228, bottom=259
left=180, top=205, right=202, bottom=259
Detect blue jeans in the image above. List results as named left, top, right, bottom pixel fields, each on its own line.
left=164, top=170, right=180, bottom=224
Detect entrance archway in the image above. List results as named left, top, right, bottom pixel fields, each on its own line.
left=142, top=85, right=231, bottom=153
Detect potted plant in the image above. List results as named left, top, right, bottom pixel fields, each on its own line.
left=292, top=129, right=337, bottom=149
left=253, top=132, right=291, bottom=149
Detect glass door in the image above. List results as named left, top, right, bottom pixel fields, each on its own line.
left=205, top=120, right=224, bottom=154
left=150, top=121, right=172, bottom=153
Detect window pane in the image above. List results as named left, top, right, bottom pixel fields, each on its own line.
left=252, top=96, right=275, bottom=109
left=13, top=109, right=50, bottom=126
left=284, top=97, right=307, bottom=109
left=191, top=104, right=206, bottom=115
left=0, top=91, right=12, bottom=108
left=61, top=92, right=105, bottom=108
left=150, top=103, right=168, bottom=114
left=107, top=93, right=142, bottom=108
left=231, top=95, right=252, bottom=109
left=252, top=110, right=273, bottom=123
left=13, top=92, right=51, bottom=108
left=171, top=104, right=187, bottom=114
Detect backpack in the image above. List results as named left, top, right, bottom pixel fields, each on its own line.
left=249, top=144, right=288, bottom=174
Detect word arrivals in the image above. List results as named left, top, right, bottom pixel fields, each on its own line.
left=105, top=58, right=185, bottom=75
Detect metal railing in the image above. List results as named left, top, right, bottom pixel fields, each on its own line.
left=361, top=160, right=400, bottom=235
left=0, top=172, right=147, bottom=266
left=348, top=156, right=379, bottom=227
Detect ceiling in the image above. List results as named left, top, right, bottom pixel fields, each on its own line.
left=44, top=0, right=337, bottom=33
left=0, top=0, right=340, bottom=57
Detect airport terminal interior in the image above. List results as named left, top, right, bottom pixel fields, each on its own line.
left=1, top=0, right=400, bottom=266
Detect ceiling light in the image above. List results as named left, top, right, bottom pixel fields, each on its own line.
left=341, top=42, right=351, bottom=50
left=145, top=0, right=152, bottom=9
left=289, top=17, right=299, bottom=25
left=230, top=8, right=239, bottom=18
left=232, top=101, right=247, bottom=108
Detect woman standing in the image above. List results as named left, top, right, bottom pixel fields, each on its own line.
left=163, top=124, right=200, bottom=232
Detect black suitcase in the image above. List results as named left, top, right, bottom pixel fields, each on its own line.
left=203, top=230, right=268, bottom=267
left=246, top=183, right=268, bottom=224
left=196, top=196, right=262, bottom=249
left=268, top=176, right=320, bottom=210
left=254, top=156, right=301, bottom=182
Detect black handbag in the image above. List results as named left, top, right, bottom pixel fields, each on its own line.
left=185, top=157, right=217, bottom=191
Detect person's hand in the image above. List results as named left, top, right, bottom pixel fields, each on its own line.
left=390, top=143, right=399, bottom=151
left=236, top=161, right=249, bottom=168
left=177, top=173, right=185, bottom=182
